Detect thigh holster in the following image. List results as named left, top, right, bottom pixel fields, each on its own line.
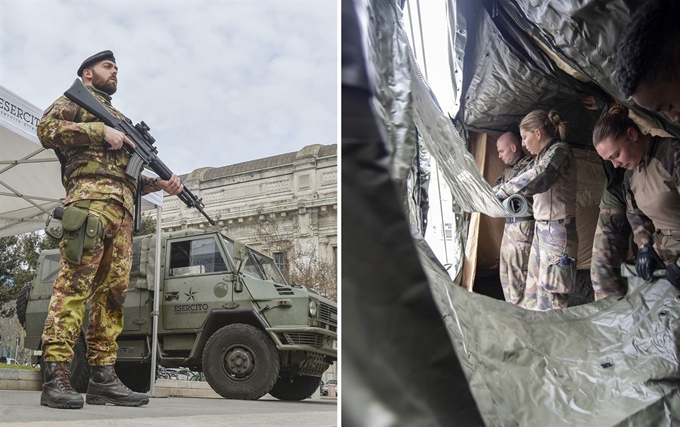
left=61, top=203, right=103, bottom=264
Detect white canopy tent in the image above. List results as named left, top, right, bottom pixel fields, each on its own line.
left=0, top=84, right=163, bottom=232
left=0, top=83, right=164, bottom=395
left=0, top=85, right=64, bottom=237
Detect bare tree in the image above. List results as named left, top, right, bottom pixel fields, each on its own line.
left=255, top=216, right=337, bottom=301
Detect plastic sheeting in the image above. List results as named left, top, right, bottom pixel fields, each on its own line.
left=502, top=194, right=528, bottom=216
left=452, top=0, right=680, bottom=140
left=344, top=0, right=680, bottom=425
left=360, top=0, right=510, bottom=225
left=427, top=259, right=680, bottom=426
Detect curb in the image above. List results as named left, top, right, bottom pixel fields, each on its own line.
left=0, top=369, right=335, bottom=401
left=153, top=379, right=332, bottom=401
left=153, top=379, right=222, bottom=398
left=0, top=368, right=41, bottom=391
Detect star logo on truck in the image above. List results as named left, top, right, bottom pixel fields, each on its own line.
left=185, top=288, right=197, bottom=302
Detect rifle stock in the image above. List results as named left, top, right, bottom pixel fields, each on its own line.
left=64, top=79, right=120, bottom=128
left=63, top=78, right=216, bottom=228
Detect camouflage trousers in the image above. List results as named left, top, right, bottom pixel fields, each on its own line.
left=524, top=219, right=578, bottom=311
left=42, top=200, right=133, bottom=366
left=499, top=220, right=534, bottom=306
left=591, top=211, right=631, bottom=301
left=652, top=229, right=680, bottom=265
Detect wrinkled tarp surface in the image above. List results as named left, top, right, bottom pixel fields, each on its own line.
left=343, top=0, right=680, bottom=425
left=453, top=0, right=680, bottom=140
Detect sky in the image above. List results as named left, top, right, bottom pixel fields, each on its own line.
left=0, top=0, right=338, bottom=175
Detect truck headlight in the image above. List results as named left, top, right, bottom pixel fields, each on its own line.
left=309, top=299, right=318, bottom=317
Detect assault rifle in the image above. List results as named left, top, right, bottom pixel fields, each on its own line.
left=63, top=78, right=216, bottom=231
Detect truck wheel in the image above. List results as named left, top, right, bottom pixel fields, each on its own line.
left=202, top=324, right=279, bottom=400
left=269, top=374, right=322, bottom=401
left=115, top=363, right=151, bottom=392
left=16, top=284, right=32, bottom=327
left=40, top=332, right=90, bottom=393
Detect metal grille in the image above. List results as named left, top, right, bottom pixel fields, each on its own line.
left=299, top=351, right=330, bottom=376
left=282, top=333, right=324, bottom=347
left=318, top=302, right=337, bottom=327
left=273, top=284, right=295, bottom=296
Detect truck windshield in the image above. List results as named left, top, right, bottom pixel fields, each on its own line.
left=220, top=234, right=288, bottom=285
left=249, top=249, right=288, bottom=285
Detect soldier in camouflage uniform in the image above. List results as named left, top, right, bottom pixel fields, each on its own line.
left=615, top=0, right=680, bottom=123
left=593, top=104, right=680, bottom=290
left=496, top=111, right=578, bottom=311
left=37, top=50, right=183, bottom=409
left=590, top=162, right=632, bottom=300
left=493, top=132, right=534, bottom=306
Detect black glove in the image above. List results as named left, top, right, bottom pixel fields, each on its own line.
left=635, top=245, right=665, bottom=282
left=666, top=261, right=680, bottom=290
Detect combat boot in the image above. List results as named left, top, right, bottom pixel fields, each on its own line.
left=85, top=365, right=149, bottom=407
left=40, top=361, right=84, bottom=409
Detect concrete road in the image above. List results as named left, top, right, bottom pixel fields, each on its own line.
left=0, top=391, right=337, bottom=427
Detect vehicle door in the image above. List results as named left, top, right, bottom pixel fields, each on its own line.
left=162, top=235, right=233, bottom=330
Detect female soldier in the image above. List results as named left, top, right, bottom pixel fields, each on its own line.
left=495, top=110, right=578, bottom=310
left=592, top=104, right=680, bottom=288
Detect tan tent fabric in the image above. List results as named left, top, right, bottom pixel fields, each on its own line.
left=461, top=132, right=489, bottom=290
left=476, top=134, right=505, bottom=271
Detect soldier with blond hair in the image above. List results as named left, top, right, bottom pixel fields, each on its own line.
left=495, top=110, right=578, bottom=311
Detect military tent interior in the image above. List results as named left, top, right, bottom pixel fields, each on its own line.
left=343, top=0, right=680, bottom=426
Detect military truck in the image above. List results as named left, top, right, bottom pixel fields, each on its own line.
left=17, top=229, right=337, bottom=401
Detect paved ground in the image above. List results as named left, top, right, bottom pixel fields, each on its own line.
left=0, top=390, right=338, bottom=427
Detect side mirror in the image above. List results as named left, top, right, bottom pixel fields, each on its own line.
left=233, top=241, right=246, bottom=293
left=233, top=241, right=245, bottom=262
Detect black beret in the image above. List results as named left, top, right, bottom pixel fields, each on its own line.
left=77, top=50, right=116, bottom=77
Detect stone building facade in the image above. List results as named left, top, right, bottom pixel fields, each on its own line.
left=149, top=144, right=338, bottom=273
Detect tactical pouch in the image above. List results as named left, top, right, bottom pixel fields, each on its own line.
left=62, top=205, right=102, bottom=264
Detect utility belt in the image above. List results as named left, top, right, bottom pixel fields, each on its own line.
left=50, top=200, right=104, bottom=264
left=506, top=216, right=534, bottom=224
left=536, top=217, right=575, bottom=225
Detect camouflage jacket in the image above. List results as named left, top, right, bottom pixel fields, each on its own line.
left=493, top=153, right=534, bottom=216
left=600, top=160, right=626, bottom=210
left=37, top=85, right=160, bottom=215
left=496, top=139, right=576, bottom=221
left=624, top=136, right=680, bottom=248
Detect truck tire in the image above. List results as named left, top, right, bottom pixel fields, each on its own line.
left=40, top=332, right=90, bottom=393
left=202, top=324, right=279, bottom=400
left=115, top=362, right=151, bottom=392
left=268, top=374, right=322, bottom=401
left=16, top=284, right=32, bottom=327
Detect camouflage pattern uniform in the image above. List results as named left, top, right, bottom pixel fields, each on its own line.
left=38, top=85, right=161, bottom=366
left=624, top=136, right=680, bottom=271
left=496, top=139, right=578, bottom=311
left=493, top=154, right=534, bottom=306
left=591, top=164, right=631, bottom=300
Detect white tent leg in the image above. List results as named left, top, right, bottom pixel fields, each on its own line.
left=149, top=205, right=164, bottom=396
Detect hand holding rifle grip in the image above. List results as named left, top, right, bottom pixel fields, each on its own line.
left=63, top=78, right=216, bottom=226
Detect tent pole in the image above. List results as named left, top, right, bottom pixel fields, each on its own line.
left=149, top=204, right=164, bottom=397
